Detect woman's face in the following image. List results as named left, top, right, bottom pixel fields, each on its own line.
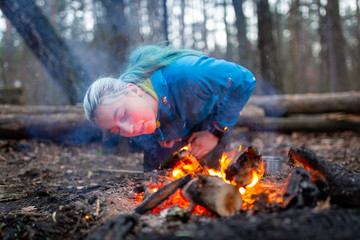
left=94, top=84, right=157, bottom=137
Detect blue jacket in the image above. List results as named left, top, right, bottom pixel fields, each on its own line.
left=131, top=55, right=256, bottom=145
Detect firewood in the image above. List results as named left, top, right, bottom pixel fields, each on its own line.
left=159, top=148, right=208, bottom=174
left=134, top=174, right=192, bottom=214
left=282, top=167, right=320, bottom=209
left=183, top=175, right=242, bottom=217
left=288, top=147, right=360, bottom=207
left=224, top=146, right=263, bottom=187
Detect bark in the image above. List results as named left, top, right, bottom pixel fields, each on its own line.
left=288, top=147, right=360, bottom=207
left=183, top=175, right=242, bottom=217
left=238, top=114, right=360, bottom=132
left=0, top=113, right=101, bottom=143
left=282, top=167, right=321, bottom=209
left=0, top=0, right=89, bottom=104
left=134, top=174, right=192, bottom=214
left=159, top=149, right=208, bottom=175
left=232, top=0, right=252, bottom=68
left=316, top=0, right=329, bottom=91
left=162, top=0, right=169, bottom=43
left=326, top=0, right=348, bottom=92
left=97, top=0, right=130, bottom=73
left=256, top=0, right=282, bottom=93
left=248, top=91, right=360, bottom=116
left=225, top=146, right=263, bottom=187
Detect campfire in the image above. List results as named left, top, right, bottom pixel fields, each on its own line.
left=134, top=145, right=285, bottom=217
left=133, top=144, right=360, bottom=218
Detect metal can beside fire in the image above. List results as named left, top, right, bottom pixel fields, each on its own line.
left=262, top=156, right=281, bottom=174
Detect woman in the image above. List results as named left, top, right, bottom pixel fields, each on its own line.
left=83, top=45, right=256, bottom=172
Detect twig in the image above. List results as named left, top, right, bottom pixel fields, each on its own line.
left=10, top=211, right=48, bottom=217
left=95, top=199, right=100, bottom=217
left=69, top=213, right=82, bottom=240
left=94, top=168, right=143, bottom=174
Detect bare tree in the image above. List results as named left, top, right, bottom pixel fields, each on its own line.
left=256, top=0, right=282, bottom=94
left=97, top=0, right=131, bottom=73
left=232, top=0, right=252, bottom=68
left=326, top=0, right=347, bottom=92
left=0, top=0, right=90, bottom=104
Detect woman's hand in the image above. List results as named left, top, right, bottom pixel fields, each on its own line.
left=188, top=130, right=219, bottom=159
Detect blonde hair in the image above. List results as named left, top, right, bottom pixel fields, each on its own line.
left=83, top=44, right=203, bottom=125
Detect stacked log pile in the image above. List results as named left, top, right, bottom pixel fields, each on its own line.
left=0, top=92, right=359, bottom=142
left=238, top=91, right=360, bottom=132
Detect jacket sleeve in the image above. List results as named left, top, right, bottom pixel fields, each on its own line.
left=164, top=56, right=256, bottom=130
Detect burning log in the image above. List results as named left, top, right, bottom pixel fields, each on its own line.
left=282, top=167, right=321, bottom=209
left=183, top=175, right=242, bottom=217
left=288, top=147, right=360, bottom=208
left=224, top=146, right=264, bottom=187
left=159, top=148, right=208, bottom=175
left=134, top=174, right=192, bottom=214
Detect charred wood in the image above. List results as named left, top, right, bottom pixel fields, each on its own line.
left=85, top=214, right=137, bottom=240
left=225, top=146, right=263, bottom=187
left=159, top=149, right=208, bottom=174
left=282, top=167, right=321, bottom=209
left=183, top=175, right=242, bottom=217
left=288, top=147, right=360, bottom=207
left=135, top=174, right=192, bottom=214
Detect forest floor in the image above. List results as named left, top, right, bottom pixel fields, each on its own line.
left=0, top=130, right=359, bottom=240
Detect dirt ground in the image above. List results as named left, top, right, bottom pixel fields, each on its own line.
left=0, top=130, right=359, bottom=239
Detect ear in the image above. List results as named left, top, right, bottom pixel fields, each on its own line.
left=127, top=83, right=143, bottom=96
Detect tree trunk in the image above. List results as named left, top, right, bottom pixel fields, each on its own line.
left=162, top=0, right=169, bottom=44
left=256, top=0, right=282, bottom=94
left=0, top=0, right=90, bottom=104
left=316, top=0, right=329, bottom=92
left=232, top=0, right=252, bottom=69
left=98, top=0, right=131, bottom=73
left=326, top=0, right=348, bottom=92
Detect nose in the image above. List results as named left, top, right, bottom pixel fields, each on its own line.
left=117, top=121, right=134, bottom=136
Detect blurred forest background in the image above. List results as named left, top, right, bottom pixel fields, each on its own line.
left=0, top=0, right=359, bottom=105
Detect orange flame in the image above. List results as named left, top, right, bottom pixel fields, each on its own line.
left=138, top=146, right=268, bottom=214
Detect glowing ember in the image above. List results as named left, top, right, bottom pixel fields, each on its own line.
left=136, top=146, right=277, bottom=214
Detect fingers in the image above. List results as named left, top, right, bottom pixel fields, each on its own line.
left=190, top=142, right=209, bottom=158
left=188, top=133, right=197, bottom=144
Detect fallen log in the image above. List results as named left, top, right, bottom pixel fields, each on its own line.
left=183, top=175, right=242, bottom=217
left=236, top=114, right=360, bottom=132
left=288, top=147, right=360, bottom=208
left=134, top=174, right=192, bottom=214
left=225, top=146, right=264, bottom=187
left=0, top=104, right=83, bottom=114
left=0, top=113, right=101, bottom=143
left=248, top=91, right=360, bottom=116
